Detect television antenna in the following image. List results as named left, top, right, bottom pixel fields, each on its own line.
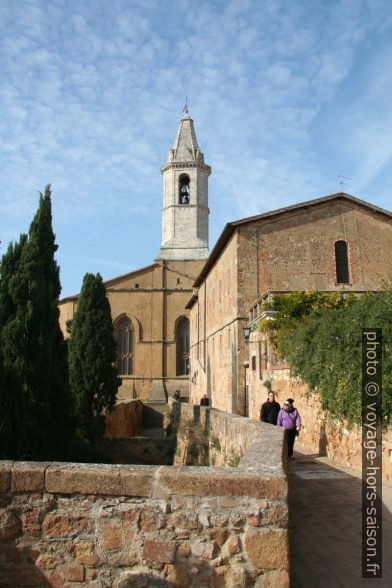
left=338, top=175, right=352, bottom=192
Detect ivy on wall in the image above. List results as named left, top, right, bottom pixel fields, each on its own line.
left=261, top=290, right=392, bottom=427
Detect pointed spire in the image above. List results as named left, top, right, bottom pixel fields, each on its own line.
left=167, top=109, right=204, bottom=164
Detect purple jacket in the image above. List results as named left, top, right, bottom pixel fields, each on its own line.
left=277, top=408, right=301, bottom=430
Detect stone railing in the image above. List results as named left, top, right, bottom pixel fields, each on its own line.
left=0, top=408, right=288, bottom=587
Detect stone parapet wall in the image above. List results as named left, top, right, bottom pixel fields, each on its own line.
left=175, top=403, right=264, bottom=468
left=104, top=400, right=143, bottom=438
left=0, top=410, right=289, bottom=587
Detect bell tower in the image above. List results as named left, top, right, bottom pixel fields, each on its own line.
left=157, top=109, right=211, bottom=260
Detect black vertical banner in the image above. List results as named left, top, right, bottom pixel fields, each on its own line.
left=362, top=329, right=382, bottom=578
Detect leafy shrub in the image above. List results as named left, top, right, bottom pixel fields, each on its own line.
left=263, top=290, right=392, bottom=427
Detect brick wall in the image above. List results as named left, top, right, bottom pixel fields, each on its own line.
left=0, top=409, right=289, bottom=587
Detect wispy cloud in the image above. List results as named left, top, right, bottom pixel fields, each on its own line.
left=0, top=0, right=391, bottom=295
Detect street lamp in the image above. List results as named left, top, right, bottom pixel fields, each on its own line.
left=243, top=326, right=251, bottom=341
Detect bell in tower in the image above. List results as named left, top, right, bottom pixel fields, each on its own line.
left=157, top=109, right=211, bottom=260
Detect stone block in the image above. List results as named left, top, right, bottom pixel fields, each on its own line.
left=170, top=511, right=198, bottom=530
left=11, top=462, right=50, bottom=492
left=262, top=501, right=288, bottom=527
left=46, top=463, right=122, bottom=496
left=100, top=525, right=122, bottom=551
left=164, top=563, right=192, bottom=587
left=139, top=507, right=167, bottom=531
left=61, top=564, right=85, bottom=582
left=35, top=553, right=59, bottom=569
left=115, top=570, right=171, bottom=588
left=159, top=468, right=287, bottom=498
left=244, top=528, right=289, bottom=570
left=0, top=509, right=22, bottom=541
left=143, top=539, right=176, bottom=564
left=177, top=542, right=191, bottom=558
left=120, top=466, right=157, bottom=497
left=42, top=571, right=64, bottom=588
left=213, top=564, right=247, bottom=588
left=225, top=535, right=241, bottom=556
left=191, top=539, right=216, bottom=559
left=262, top=569, right=290, bottom=587
left=42, top=512, right=88, bottom=538
left=210, top=527, right=227, bottom=548
left=0, top=462, right=12, bottom=494
left=74, top=541, right=99, bottom=566
left=121, top=508, right=140, bottom=525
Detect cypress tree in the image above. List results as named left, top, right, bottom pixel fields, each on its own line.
left=0, top=186, right=74, bottom=459
left=0, top=236, right=27, bottom=459
left=68, top=273, right=119, bottom=444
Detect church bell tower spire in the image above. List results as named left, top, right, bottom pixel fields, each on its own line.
left=157, top=110, right=211, bottom=260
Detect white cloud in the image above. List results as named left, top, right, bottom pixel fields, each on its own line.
left=0, top=0, right=391, bottom=295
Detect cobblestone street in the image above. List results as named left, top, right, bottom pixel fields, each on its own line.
left=289, top=446, right=392, bottom=587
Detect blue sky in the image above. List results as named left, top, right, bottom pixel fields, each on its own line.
left=1, top=0, right=391, bottom=298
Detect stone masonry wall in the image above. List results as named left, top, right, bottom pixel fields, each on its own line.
left=270, top=370, right=392, bottom=483
left=0, top=410, right=289, bottom=587
left=104, top=401, right=143, bottom=438
left=247, top=330, right=392, bottom=482
left=174, top=403, right=262, bottom=468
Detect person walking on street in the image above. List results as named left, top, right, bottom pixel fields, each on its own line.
left=260, top=391, right=280, bottom=425
left=277, top=398, right=301, bottom=460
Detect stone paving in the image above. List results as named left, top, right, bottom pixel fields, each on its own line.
left=289, top=445, right=392, bottom=587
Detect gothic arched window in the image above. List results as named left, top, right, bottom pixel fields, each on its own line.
left=335, top=240, right=350, bottom=284
left=117, top=318, right=134, bottom=375
left=176, top=316, right=190, bottom=375
left=179, top=174, right=190, bottom=204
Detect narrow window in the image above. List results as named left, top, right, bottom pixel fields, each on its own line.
left=179, top=174, right=190, bottom=204
left=176, top=317, right=190, bottom=375
left=117, top=318, right=134, bottom=375
left=335, top=241, right=350, bottom=284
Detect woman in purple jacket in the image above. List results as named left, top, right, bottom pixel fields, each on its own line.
left=277, top=398, right=301, bottom=460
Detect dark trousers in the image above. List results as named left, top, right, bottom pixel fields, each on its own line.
left=286, top=429, right=297, bottom=457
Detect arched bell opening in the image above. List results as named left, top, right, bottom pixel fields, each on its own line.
left=179, top=174, right=190, bottom=204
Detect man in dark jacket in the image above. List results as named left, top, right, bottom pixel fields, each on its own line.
left=200, top=394, right=210, bottom=406
left=260, top=392, right=280, bottom=425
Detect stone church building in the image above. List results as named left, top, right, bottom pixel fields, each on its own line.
left=187, top=194, right=392, bottom=415
left=59, top=111, right=392, bottom=413
left=59, top=110, right=211, bottom=403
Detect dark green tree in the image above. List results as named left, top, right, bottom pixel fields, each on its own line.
left=68, top=273, right=120, bottom=443
left=0, top=235, right=27, bottom=459
left=0, top=186, right=74, bottom=459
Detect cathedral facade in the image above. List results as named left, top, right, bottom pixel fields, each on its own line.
left=59, top=110, right=210, bottom=403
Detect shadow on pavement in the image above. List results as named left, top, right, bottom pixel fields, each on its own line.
left=289, top=448, right=392, bottom=587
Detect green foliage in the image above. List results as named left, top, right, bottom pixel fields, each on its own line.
left=210, top=436, right=221, bottom=452
left=0, top=186, right=74, bottom=459
left=227, top=450, right=244, bottom=467
left=68, top=273, right=120, bottom=444
left=265, top=290, right=357, bottom=350
left=267, top=290, right=392, bottom=426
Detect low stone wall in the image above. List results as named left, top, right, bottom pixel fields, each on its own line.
left=174, top=403, right=265, bottom=468
left=0, top=410, right=289, bottom=587
left=104, top=400, right=143, bottom=438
